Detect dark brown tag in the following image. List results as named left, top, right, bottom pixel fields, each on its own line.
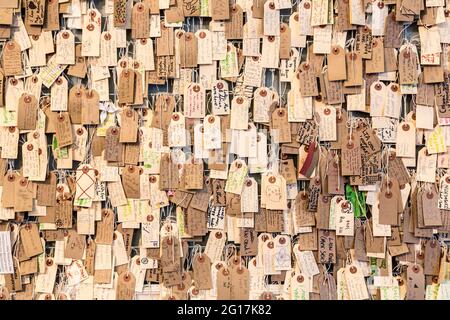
left=25, top=0, right=45, bottom=25
left=318, top=230, right=336, bottom=264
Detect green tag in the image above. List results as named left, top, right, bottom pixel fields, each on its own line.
left=345, top=184, right=366, bottom=218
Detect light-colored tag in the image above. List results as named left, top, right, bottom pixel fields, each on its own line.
left=81, top=9, right=101, bottom=57
left=55, top=30, right=75, bottom=65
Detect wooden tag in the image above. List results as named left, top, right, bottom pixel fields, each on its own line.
left=225, top=5, right=243, bottom=40
left=131, top=3, right=150, bottom=39
left=179, top=32, right=198, bottom=68
left=118, top=69, right=135, bottom=105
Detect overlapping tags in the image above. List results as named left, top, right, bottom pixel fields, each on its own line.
left=1, top=0, right=450, bottom=301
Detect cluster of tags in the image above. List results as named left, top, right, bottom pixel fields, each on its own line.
left=1, top=0, right=450, bottom=302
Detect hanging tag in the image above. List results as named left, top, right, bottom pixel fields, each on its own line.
left=344, top=265, right=369, bottom=300
left=344, top=52, right=363, bottom=87
left=81, top=89, right=100, bottom=125
left=43, top=0, right=59, bottom=31
left=225, top=4, right=243, bottom=39
left=243, top=56, right=263, bottom=88
left=81, top=9, right=101, bottom=57
left=318, top=230, right=336, bottom=263
left=179, top=32, right=198, bottom=68
left=55, top=30, right=75, bottom=65
left=114, top=0, right=127, bottom=27
left=262, top=174, right=288, bottom=210
left=17, top=93, right=38, bottom=130
left=135, top=38, right=154, bottom=71
left=220, top=43, right=239, bottom=78
left=212, top=80, right=230, bottom=115
left=121, top=165, right=141, bottom=199
left=225, top=160, right=247, bottom=195
left=230, top=96, right=249, bottom=130
left=203, top=115, right=222, bottom=149
left=211, top=0, right=229, bottom=20
left=184, top=83, right=206, bottom=118
left=116, top=272, right=136, bottom=300
left=2, top=41, right=22, bottom=76
left=335, top=200, right=355, bottom=236
left=327, top=46, right=346, bottom=81
left=119, top=107, right=138, bottom=143
left=271, top=107, right=291, bottom=143
left=98, top=31, right=118, bottom=67
left=378, top=177, right=400, bottom=225
left=341, top=133, right=361, bottom=176
left=416, top=147, right=437, bottom=183
left=297, top=62, right=318, bottom=97
left=25, top=0, right=45, bottom=25
left=192, top=253, right=212, bottom=290
left=50, top=77, right=68, bottom=112
left=253, top=87, right=273, bottom=123
left=407, top=264, right=425, bottom=300
left=168, top=112, right=187, bottom=147
left=438, top=175, right=450, bottom=210
left=398, top=45, right=419, bottom=85
left=196, top=29, right=213, bottom=65
left=395, top=122, right=416, bottom=158
left=55, top=112, right=73, bottom=148
left=118, top=69, right=135, bottom=105
left=263, top=1, right=280, bottom=36
left=317, top=105, right=337, bottom=141
left=131, top=3, right=150, bottom=39
left=96, top=209, right=114, bottom=244
left=20, top=223, right=43, bottom=258
left=22, top=142, right=39, bottom=179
